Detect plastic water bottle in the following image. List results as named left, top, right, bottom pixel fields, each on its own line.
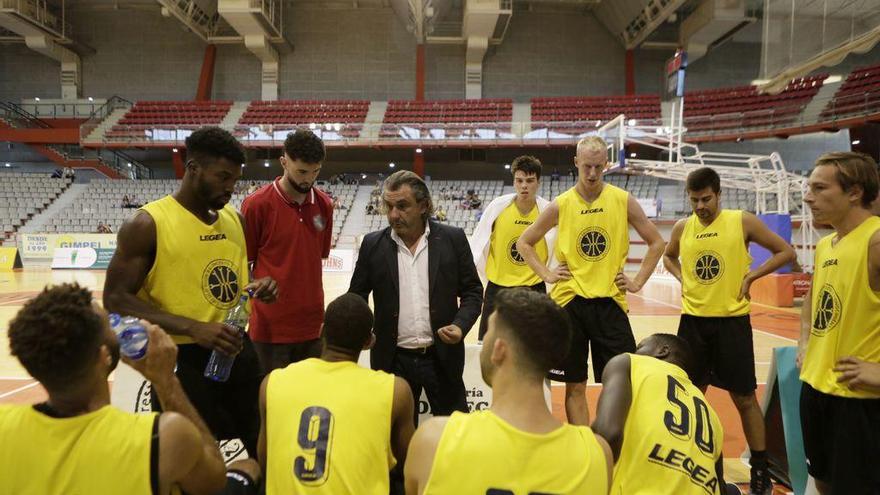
left=110, top=313, right=149, bottom=360
left=203, top=292, right=251, bottom=382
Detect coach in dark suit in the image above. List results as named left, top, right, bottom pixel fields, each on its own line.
left=349, top=170, right=483, bottom=420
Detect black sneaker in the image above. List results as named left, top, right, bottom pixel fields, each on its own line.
left=749, top=465, right=772, bottom=495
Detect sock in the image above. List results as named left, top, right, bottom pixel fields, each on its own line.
left=751, top=450, right=767, bottom=470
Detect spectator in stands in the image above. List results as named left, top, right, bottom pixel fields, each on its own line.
left=551, top=168, right=560, bottom=182
left=121, top=194, right=131, bottom=208
left=463, top=190, right=482, bottom=210
left=433, top=205, right=448, bottom=222
left=96, top=222, right=112, bottom=234
left=51, top=168, right=63, bottom=179
left=63, top=167, right=75, bottom=179
left=0, top=283, right=244, bottom=495
left=242, top=129, right=333, bottom=374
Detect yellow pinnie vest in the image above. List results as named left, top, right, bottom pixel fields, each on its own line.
left=551, top=184, right=629, bottom=310
left=139, top=195, right=249, bottom=344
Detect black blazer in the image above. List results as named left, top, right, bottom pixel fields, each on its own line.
left=349, top=221, right=483, bottom=382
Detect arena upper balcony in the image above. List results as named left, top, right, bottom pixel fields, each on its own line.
left=77, top=69, right=880, bottom=149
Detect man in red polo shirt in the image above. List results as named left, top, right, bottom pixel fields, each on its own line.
left=242, top=129, right=333, bottom=372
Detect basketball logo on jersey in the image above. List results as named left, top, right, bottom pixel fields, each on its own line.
left=577, top=227, right=609, bottom=261
left=812, top=284, right=841, bottom=335
left=507, top=237, right=526, bottom=265
left=202, top=259, right=240, bottom=309
left=693, top=250, right=724, bottom=284
left=312, top=214, right=326, bottom=232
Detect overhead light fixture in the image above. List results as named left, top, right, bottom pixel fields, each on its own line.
left=34, top=97, right=40, bottom=102
left=630, top=152, right=637, bottom=158
left=264, top=161, right=270, bottom=168
left=88, top=97, right=94, bottom=102
left=4, top=163, right=10, bottom=168
left=415, top=148, right=422, bottom=153
left=172, top=148, right=178, bottom=153
left=852, top=140, right=861, bottom=145
left=361, top=173, right=367, bottom=179
left=127, top=162, right=132, bottom=167
left=389, top=162, right=396, bottom=168
left=504, top=164, right=510, bottom=170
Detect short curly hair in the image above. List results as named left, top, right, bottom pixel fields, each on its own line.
left=492, top=288, right=571, bottom=376
left=8, top=283, right=104, bottom=390
left=284, top=129, right=326, bottom=164
left=185, top=126, right=246, bottom=167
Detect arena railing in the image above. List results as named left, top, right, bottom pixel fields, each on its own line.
left=87, top=88, right=880, bottom=147
left=79, top=96, right=134, bottom=143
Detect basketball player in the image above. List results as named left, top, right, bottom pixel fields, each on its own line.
left=104, top=127, right=278, bottom=457
left=405, top=288, right=612, bottom=495
left=470, top=155, right=555, bottom=340
left=663, top=166, right=795, bottom=494
left=594, top=334, right=742, bottom=495
left=518, top=136, right=665, bottom=425
left=799, top=152, right=880, bottom=494
left=1, top=284, right=227, bottom=495
left=259, top=293, right=415, bottom=495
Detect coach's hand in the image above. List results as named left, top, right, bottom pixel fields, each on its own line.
left=437, top=325, right=463, bottom=344
left=834, top=356, right=880, bottom=392
left=737, top=273, right=755, bottom=301
left=615, top=271, right=642, bottom=293
left=544, top=264, right=572, bottom=284
left=189, top=321, right=243, bottom=356
left=124, top=322, right=178, bottom=386
left=245, top=277, right=278, bottom=303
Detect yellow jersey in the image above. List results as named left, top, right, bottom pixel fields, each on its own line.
left=139, top=195, right=250, bottom=344
left=612, top=354, right=725, bottom=495
left=0, top=404, right=157, bottom=495
left=801, top=216, right=880, bottom=398
left=486, top=201, right=547, bottom=287
left=551, top=184, right=629, bottom=310
left=266, top=358, right=396, bottom=495
left=424, top=410, right=608, bottom=495
left=680, top=210, right=751, bottom=316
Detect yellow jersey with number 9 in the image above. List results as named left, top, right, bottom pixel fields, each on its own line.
left=266, top=358, right=396, bottom=495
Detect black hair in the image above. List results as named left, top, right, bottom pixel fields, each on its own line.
left=492, top=288, right=572, bottom=376
left=8, top=283, right=104, bottom=391
left=283, top=129, right=326, bottom=164
left=685, top=167, right=721, bottom=193
left=324, top=293, right=374, bottom=353
left=511, top=155, right=543, bottom=180
left=185, top=126, right=246, bottom=167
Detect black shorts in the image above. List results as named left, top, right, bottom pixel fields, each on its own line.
left=478, top=280, right=547, bottom=340
left=252, top=338, right=322, bottom=374
left=218, top=469, right=260, bottom=495
left=677, top=314, right=757, bottom=395
left=800, top=382, right=880, bottom=494
left=549, top=296, right=635, bottom=383
left=151, top=334, right=264, bottom=457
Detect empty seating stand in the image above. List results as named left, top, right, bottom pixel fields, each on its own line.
left=821, top=64, right=880, bottom=120
left=683, top=75, right=827, bottom=133
left=238, top=100, right=369, bottom=139
left=380, top=99, right=513, bottom=139
left=105, top=101, right=233, bottom=140
left=0, top=172, right=70, bottom=238
left=530, top=94, right=662, bottom=134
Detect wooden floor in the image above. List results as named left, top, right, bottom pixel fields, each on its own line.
left=0, top=267, right=798, bottom=492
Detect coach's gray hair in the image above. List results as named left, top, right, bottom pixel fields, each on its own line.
left=383, top=170, right=435, bottom=221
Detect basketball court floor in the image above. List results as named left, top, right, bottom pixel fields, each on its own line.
left=0, top=267, right=799, bottom=492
